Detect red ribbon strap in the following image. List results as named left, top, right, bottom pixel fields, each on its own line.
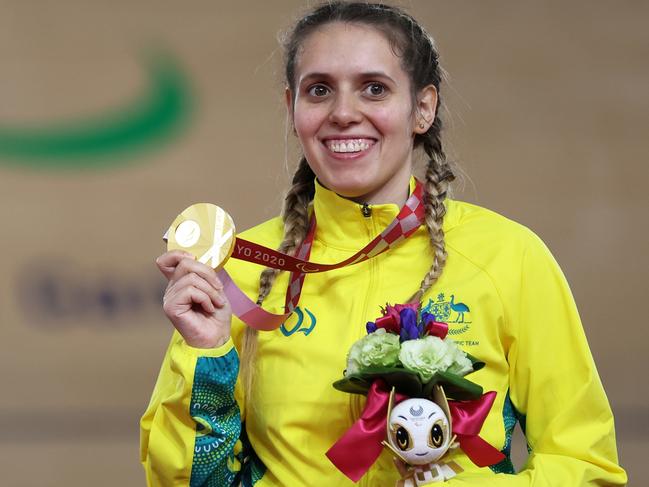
left=426, top=320, right=448, bottom=339
left=375, top=315, right=400, bottom=334
left=448, top=391, right=506, bottom=467
left=326, top=381, right=406, bottom=482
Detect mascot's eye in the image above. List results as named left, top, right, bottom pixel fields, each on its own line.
left=395, top=426, right=411, bottom=451
left=430, top=421, right=444, bottom=448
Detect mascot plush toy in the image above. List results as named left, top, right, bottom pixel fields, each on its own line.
left=384, top=386, right=463, bottom=485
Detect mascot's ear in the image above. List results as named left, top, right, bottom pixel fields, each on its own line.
left=386, top=387, right=396, bottom=438
left=382, top=387, right=409, bottom=464
left=433, top=385, right=452, bottom=431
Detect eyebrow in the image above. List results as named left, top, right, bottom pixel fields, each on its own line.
left=397, top=415, right=409, bottom=421
left=299, top=71, right=396, bottom=86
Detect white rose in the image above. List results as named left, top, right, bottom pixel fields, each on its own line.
left=399, top=336, right=455, bottom=382
left=444, top=338, right=474, bottom=376
left=345, top=328, right=401, bottom=376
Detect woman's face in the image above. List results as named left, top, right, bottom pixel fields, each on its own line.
left=288, top=22, right=436, bottom=205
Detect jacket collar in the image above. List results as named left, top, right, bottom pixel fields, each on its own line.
left=312, top=177, right=457, bottom=250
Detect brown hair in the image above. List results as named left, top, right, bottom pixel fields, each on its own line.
left=241, top=1, right=455, bottom=395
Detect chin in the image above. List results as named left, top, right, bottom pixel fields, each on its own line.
left=318, top=173, right=378, bottom=200
left=332, top=184, right=376, bottom=202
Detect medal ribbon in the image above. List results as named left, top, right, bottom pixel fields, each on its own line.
left=183, top=180, right=424, bottom=331
left=230, top=180, right=424, bottom=275
left=221, top=180, right=424, bottom=330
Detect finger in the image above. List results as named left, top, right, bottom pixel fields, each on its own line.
left=168, top=285, right=216, bottom=316
left=168, top=273, right=226, bottom=309
left=156, top=250, right=195, bottom=280
left=189, top=287, right=217, bottom=315
left=170, top=257, right=224, bottom=291
left=210, top=275, right=227, bottom=307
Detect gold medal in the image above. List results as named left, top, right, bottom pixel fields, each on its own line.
left=165, top=203, right=236, bottom=270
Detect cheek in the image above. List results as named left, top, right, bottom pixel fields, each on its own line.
left=293, top=106, right=325, bottom=140
left=371, top=106, right=414, bottom=137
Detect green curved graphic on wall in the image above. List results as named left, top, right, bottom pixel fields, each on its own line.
left=0, top=52, right=192, bottom=169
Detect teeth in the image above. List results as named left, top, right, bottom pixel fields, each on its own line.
left=327, top=139, right=372, bottom=153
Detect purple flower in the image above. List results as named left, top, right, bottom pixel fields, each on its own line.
left=399, top=308, right=420, bottom=342
left=421, top=312, right=436, bottom=325
left=399, top=326, right=409, bottom=342
left=394, top=303, right=419, bottom=314
left=366, top=321, right=377, bottom=334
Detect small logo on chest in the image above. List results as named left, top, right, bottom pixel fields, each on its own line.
left=423, top=293, right=472, bottom=335
left=280, top=306, right=317, bottom=337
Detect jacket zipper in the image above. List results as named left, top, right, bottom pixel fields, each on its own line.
left=354, top=203, right=377, bottom=487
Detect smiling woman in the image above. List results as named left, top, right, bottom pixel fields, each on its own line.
left=140, top=3, right=627, bottom=486
left=288, top=22, right=433, bottom=205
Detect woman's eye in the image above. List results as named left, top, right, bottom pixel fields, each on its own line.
left=308, top=84, right=330, bottom=97
left=365, top=82, right=386, bottom=97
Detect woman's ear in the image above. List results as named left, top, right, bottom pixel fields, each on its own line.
left=284, top=87, right=293, bottom=114
left=414, top=84, right=438, bottom=134
left=285, top=87, right=296, bottom=133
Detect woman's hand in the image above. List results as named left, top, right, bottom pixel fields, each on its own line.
left=156, top=250, right=232, bottom=348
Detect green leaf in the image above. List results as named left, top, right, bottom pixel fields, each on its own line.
left=333, top=365, right=483, bottom=400
left=466, top=353, right=485, bottom=371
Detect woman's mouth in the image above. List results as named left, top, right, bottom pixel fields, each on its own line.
left=324, top=138, right=376, bottom=154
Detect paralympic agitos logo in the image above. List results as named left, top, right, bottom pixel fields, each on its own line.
left=0, top=51, right=192, bottom=169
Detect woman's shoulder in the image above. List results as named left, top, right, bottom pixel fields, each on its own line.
left=444, top=199, right=552, bottom=265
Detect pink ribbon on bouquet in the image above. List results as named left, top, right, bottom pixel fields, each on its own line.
left=326, top=380, right=407, bottom=482
left=448, top=391, right=506, bottom=467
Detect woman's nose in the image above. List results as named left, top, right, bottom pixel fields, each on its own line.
left=328, top=92, right=362, bottom=127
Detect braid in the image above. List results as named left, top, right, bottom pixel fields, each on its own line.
left=256, top=157, right=315, bottom=304
left=412, top=115, right=455, bottom=302
left=241, top=157, right=315, bottom=399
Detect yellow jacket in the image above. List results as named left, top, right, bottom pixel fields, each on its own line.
left=141, top=179, right=626, bottom=486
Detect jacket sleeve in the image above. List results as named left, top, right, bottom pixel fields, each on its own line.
left=140, top=331, right=246, bottom=487
left=449, top=233, right=627, bottom=486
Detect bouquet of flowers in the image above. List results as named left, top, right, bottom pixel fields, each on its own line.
left=333, top=302, right=484, bottom=401
left=327, top=302, right=505, bottom=483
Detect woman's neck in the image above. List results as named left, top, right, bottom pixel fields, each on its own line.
left=319, top=173, right=413, bottom=208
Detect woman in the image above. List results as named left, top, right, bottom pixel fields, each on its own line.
left=140, top=3, right=626, bottom=485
